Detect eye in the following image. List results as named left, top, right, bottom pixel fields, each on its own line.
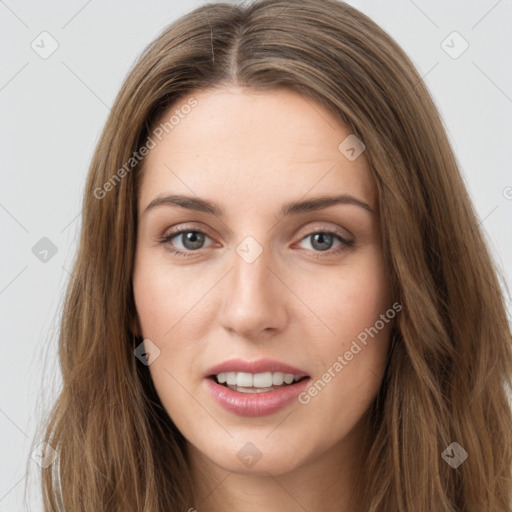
left=296, top=230, right=354, bottom=257
left=158, top=228, right=213, bottom=258
left=158, top=226, right=354, bottom=259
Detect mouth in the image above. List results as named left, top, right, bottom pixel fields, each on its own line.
left=208, top=371, right=309, bottom=394
left=204, top=359, right=311, bottom=416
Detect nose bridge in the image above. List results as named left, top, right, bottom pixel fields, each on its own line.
left=233, top=241, right=271, bottom=302
left=218, top=235, right=285, bottom=337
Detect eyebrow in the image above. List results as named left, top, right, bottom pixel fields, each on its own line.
left=143, top=193, right=376, bottom=217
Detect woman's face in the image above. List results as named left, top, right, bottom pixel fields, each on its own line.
left=133, top=86, right=394, bottom=476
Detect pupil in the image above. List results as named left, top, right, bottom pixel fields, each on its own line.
left=312, top=233, right=332, bottom=251
left=183, top=231, right=204, bottom=250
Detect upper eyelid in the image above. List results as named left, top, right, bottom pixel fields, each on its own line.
left=162, top=220, right=353, bottom=238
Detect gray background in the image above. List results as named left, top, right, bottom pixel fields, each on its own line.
left=1, top=0, right=511, bottom=510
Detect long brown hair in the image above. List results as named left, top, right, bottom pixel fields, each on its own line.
left=38, top=0, right=512, bottom=510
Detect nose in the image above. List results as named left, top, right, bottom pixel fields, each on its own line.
left=217, top=243, right=288, bottom=341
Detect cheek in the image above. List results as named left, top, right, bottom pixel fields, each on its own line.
left=132, top=255, right=207, bottom=426
left=132, top=253, right=209, bottom=387
left=297, top=247, right=391, bottom=345
left=296, top=247, right=392, bottom=421
left=133, top=254, right=201, bottom=339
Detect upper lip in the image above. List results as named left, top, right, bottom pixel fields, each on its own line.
left=205, top=358, right=309, bottom=378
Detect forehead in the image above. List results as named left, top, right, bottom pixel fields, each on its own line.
left=139, top=86, right=375, bottom=213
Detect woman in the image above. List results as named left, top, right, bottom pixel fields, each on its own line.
left=39, top=0, right=512, bottom=510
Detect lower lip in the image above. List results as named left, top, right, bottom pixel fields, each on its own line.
left=205, top=377, right=310, bottom=417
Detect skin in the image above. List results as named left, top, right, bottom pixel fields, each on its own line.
left=132, top=86, right=394, bottom=512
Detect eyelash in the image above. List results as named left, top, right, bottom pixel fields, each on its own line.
left=157, top=226, right=354, bottom=259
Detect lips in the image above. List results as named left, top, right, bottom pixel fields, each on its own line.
left=204, top=358, right=311, bottom=416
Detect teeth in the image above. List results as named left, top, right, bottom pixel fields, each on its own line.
left=236, top=372, right=253, bottom=387
left=235, top=386, right=272, bottom=393
left=215, top=371, right=304, bottom=388
left=283, top=374, right=294, bottom=384
left=272, top=372, right=284, bottom=385
left=253, top=372, right=273, bottom=387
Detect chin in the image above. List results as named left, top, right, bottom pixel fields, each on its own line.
left=188, top=431, right=315, bottom=477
